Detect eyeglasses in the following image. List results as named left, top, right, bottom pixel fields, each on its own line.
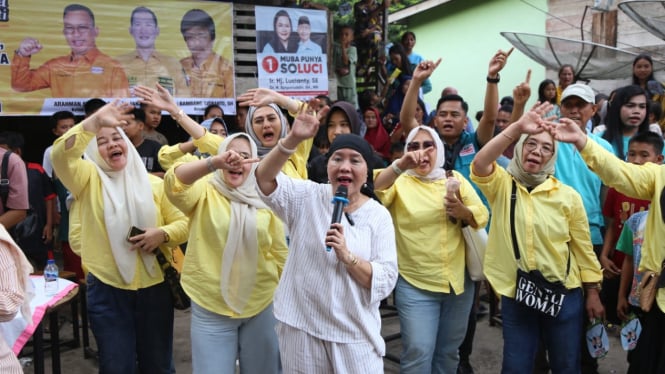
left=523, top=140, right=554, bottom=156
left=63, top=24, right=93, bottom=35
left=406, top=140, right=435, bottom=152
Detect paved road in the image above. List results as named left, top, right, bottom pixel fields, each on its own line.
left=22, top=303, right=628, bottom=373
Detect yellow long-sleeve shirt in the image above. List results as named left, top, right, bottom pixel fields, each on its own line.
left=578, top=137, right=665, bottom=309
left=470, top=162, right=602, bottom=298
left=180, top=53, right=234, bottom=98
left=51, top=124, right=188, bottom=290
left=192, top=131, right=312, bottom=179
left=375, top=171, right=489, bottom=294
left=163, top=168, right=288, bottom=318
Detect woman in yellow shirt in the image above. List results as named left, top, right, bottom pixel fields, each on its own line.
left=163, top=133, right=287, bottom=373
left=50, top=102, right=188, bottom=374
left=374, top=125, right=489, bottom=373
left=470, top=102, right=604, bottom=373
left=137, top=85, right=311, bottom=180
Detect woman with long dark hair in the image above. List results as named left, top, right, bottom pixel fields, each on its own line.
left=601, top=85, right=650, bottom=160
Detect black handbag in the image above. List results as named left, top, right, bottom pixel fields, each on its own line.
left=510, top=181, right=569, bottom=318
left=155, top=249, right=190, bottom=310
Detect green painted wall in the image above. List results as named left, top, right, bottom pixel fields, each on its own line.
left=400, top=0, right=547, bottom=119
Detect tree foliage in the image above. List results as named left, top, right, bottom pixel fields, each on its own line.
left=308, top=0, right=424, bottom=42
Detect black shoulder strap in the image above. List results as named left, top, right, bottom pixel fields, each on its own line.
left=510, top=180, right=520, bottom=260
left=510, top=180, right=571, bottom=276
left=0, top=150, right=12, bottom=209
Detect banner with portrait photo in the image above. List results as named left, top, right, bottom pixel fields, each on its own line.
left=255, top=6, right=328, bottom=100
left=0, top=0, right=236, bottom=116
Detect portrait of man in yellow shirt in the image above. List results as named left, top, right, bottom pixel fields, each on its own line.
left=179, top=9, right=234, bottom=98
left=115, top=6, right=189, bottom=97
left=11, top=3, right=129, bottom=98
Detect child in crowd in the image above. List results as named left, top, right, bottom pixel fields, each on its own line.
left=615, top=210, right=650, bottom=372
left=334, top=25, right=358, bottom=109
left=648, top=100, right=663, bottom=136
left=123, top=108, right=165, bottom=177
left=599, top=131, right=664, bottom=325
left=141, top=102, right=169, bottom=145
left=538, top=79, right=560, bottom=119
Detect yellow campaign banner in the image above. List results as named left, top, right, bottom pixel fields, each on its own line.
left=0, top=0, right=235, bottom=116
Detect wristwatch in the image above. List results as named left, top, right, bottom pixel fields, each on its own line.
left=486, top=74, right=500, bottom=83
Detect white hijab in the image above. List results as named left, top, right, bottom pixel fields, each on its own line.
left=209, top=133, right=269, bottom=314
left=84, top=127, right=157, bottom=284
left=404, top=126, right=447, bottom=181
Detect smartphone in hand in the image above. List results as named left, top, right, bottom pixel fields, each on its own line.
left=126, top=226, right=145, bottom=242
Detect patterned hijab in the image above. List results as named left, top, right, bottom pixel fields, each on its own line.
left=245, top=104, right=289, bottom=157
left=506, top=133, right=558, bottom=188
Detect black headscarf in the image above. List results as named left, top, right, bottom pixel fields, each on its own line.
left=326, top=133, right=378, bottom=201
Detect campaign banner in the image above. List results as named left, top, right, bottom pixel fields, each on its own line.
left=255, top=6, right=328, bottom=100
left=0, top=0, right=235, bottom=116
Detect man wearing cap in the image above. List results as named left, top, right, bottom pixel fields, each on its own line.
left=555, top=83, right=613, bottom=255
left=296, top=16, right=322, bottom=55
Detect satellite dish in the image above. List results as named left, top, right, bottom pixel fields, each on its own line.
left=618, top=1, right=665, bottom=41
left=501, top=32, right=665, bottom=80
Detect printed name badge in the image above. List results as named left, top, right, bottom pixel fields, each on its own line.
left=586, top=319, right=609, bottom=358
left=620, top=314, right=642, bottom=351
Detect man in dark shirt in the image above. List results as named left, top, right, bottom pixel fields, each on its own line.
left=123, top=108, right=165, bottom=177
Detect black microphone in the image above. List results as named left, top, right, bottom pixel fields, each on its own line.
left=326, top=185, right=349, bottom=252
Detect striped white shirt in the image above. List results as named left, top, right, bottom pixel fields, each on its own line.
left=260, top=174, right=398, bottom=355
left=0, top=246, right=25, bottom=374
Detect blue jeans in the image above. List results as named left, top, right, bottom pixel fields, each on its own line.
left=190, top=301, right=280, bottom=374
left=395, top=274, right=474, bottom=374
left=86, top=273, right=174, bottom=374
left=501, top=288, right=583, bottom=374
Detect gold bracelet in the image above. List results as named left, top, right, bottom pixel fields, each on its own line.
left=501, top=132, right=515, bottom=141
left=277, top=139, right=297, bottom=155
left=171, top=108, right=185, bottom=123
left=346, top=253, right=359, bottom=266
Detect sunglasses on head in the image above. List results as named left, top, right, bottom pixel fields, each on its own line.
left=407, top=140, right=435, bottom=152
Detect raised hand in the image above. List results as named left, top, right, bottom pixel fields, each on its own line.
left=547, top=117, right=587, bottom=149
left=288, top=99, right=328, bottom=142
left=511, top=101, right=552, bottom=135
left=134, top=84, right=176, bottom=113
left=17, top=38, right=42, bottom=57
left=237, top=88, right=282, bottom=108
left=213, top=150, right=260, bottom=171
left=513, top=69, right=532, bottom=106
left=488, top=47, right=514, bottom=77
left=83, top=100, right=134, bottom=133
left=413, top=58, right=442, bottom=83
left=397, top=145, right=436, bottom=171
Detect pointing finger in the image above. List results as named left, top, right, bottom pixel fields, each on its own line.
left=525, top=69, right=532, bottom=84
left=505, top=47, right=514, bottom=57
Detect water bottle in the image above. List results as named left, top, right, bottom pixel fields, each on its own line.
left=44, top=259, right=59, bottom=297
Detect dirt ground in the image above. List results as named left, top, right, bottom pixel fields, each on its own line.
left=20, top=299, right=628, bottom=374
